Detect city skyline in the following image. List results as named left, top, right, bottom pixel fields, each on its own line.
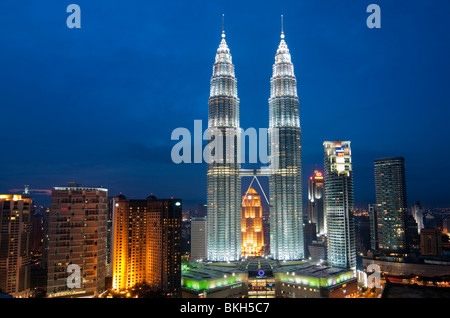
left=2, top=1, right=450, bottom=303
left=1, top=1, right=450, bottom=210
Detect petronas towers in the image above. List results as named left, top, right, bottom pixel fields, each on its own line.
left=206, top=29, right=242, bottom=262
left=206, top=20, right=303, bottom=262
left=268, top=30, right=303, bottom=261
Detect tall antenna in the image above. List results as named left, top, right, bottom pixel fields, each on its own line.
left=222, top=14, right=225, bottom=38
left=281, top=14, right=285, bottom=39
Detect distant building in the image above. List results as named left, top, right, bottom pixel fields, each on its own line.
left=31, top=213, right=44, bottom=254
left=412, top=201, right=425, bottom=234
left=354, top=214, right=371, bottom=254
left=46, top=183, right=108, bottom=298
left=374, top=157, right=408, bottom=257
left=308, top=170, right=325, bottom=235
left=368, top=204, right=378, bottom=251
left=190, top=217, right=207, bottom=261
left=0, top=193, right=33, bottom=297
left=420, top=228, right=443, bottom=256
left=196, top=204, right=207, bottom=218
left=323, top=141, right=356, bottom=270
left=112, top=194, right=182, bottom=297
left=181, top=217, right=191, bottom=257
left=308, top=238, right=327, bottom=262
left=241, top=188, right=264, bottom=257
left=406, top=213, right=420, bottom=252
left=106, top=197, right=114, bottom=278
left=303, top=222, right=317, bottom=259
left=262, top=208, right=270, bottom=257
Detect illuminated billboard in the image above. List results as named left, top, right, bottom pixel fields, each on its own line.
left=335, top=148, right=345, bottom=156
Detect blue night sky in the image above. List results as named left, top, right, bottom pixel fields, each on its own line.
left=0, top=0, right=449, bottom=210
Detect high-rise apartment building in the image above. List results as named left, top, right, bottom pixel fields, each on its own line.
left=308, top=170, right=325, bottom=235
left=0, top=193, right=33, bottom=297
left=47, top=183, right=108, bottom=297
left=241, top=187, right=264, bottom=257
left=269, top=28, right=304, bottom=261
left=323, top=141, right=356, bottom=270
left=374, top=157, right=408, bottom=255
left=206, top=27, right=242, bottom=262
left=112, top=195, right=181, bottom=297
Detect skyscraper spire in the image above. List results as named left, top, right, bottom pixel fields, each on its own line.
left=222, top=13, right=225, bottom=38
left=206, top=20, right=241, bottom=262
left=269, top=19, right=304, bottom=261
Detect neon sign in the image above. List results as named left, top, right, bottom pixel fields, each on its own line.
left=335, top=148, right=345, bottom=156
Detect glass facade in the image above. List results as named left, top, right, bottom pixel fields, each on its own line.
left=269, top=32, right=304, bottom=261
left=323, top=141, right=356, bottom=270
left=374, top=157, right=407, bottom=254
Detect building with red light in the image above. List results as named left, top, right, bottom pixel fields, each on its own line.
left=308, top=170, right=325, bottom=235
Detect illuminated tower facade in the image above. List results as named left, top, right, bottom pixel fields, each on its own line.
left=308, top=170, right=325, bottom=235
left=374, top=157, right=407, bottom=256
left=323, top=141, right=356, bottom=270
left=112, top=195, right=181, bottom=297
left=206, top=27, right=242, bottom=261
left=269, top=28, right=304, bottom=261
left=241, top=188, right=264, bottom=257
left=0, top=193, right=33, bottom=298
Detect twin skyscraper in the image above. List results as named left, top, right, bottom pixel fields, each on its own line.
left=206, top=18, right=304, bottom=262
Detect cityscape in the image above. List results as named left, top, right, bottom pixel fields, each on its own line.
left=1, top=0, right=450, bottom=310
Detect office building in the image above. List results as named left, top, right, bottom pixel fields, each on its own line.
left=47, top=183, right=107, bottom=298
left=323, top=141, right=356, bottom=270
left=374, top=157, right=408, bottom=256
left=112, top=194, right=181, bottom=297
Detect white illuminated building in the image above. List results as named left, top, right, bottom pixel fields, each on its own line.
left=206, top=27, right=242, bottom=262
left=323, top=141, right=356, bottom=270
left=268, top=26, right=304, bottom=261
